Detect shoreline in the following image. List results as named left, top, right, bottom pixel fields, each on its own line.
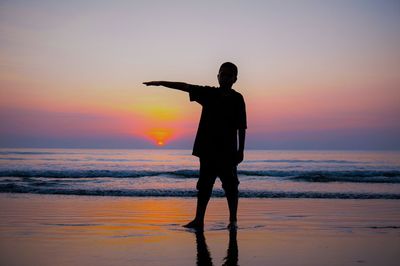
left=1, top=190, right=400, bottom=200
left=1, top=193, right=399, bottom=265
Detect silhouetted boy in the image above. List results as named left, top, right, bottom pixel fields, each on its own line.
left=143, top=62, right=247, bottom=230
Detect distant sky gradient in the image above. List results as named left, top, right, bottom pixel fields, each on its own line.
left=1, top=0, right=399, bottom=149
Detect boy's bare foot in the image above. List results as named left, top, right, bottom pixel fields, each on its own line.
left=183, top=220, right=204, bottom=229
left=227, top=221, right=237, bottom=231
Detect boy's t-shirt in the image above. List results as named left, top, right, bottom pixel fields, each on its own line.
left=188, top=85, right=247, bottom=162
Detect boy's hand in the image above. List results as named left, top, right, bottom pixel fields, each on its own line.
left=236, top=150, right=244, bottom=165
left=143, top=81, right=162, bottom=86
left=142, top=81, right=190, bottom=92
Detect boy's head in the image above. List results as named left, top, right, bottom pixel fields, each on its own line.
left=218, top=62, right=238, bottom=88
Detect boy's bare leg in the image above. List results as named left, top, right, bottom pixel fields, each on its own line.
left=226, top=189, right=238, bottom=230
left=183, top=188, right=212, bottom=229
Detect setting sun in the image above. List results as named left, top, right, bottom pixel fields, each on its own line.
left=157, top=140, right=164, bottom=146
left=147, top=128, right=173, bottom=146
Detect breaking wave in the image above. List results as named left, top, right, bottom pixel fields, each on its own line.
left=0, top=184, right=399, bottom=199
left=1, top=169, right=400, bottom=183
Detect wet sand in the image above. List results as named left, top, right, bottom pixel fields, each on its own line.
left=0, top=193, right=399, bottom=266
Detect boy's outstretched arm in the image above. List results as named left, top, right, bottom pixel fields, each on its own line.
left=237, top=129, right=246, bottom=165
left=143, top=81, right=190, bottom=92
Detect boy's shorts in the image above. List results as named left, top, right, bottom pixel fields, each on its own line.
left=196, top=157, right=240, bottom=194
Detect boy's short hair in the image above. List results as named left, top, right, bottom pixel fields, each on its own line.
left=219, top=62, right=238, bottom=77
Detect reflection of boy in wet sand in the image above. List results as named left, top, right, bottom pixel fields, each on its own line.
left=195, top=229, right=238, bottom=266
left=144, top=62, right=247, bottom=230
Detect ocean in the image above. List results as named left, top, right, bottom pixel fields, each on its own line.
left=1, top=148, right=399, bottom=199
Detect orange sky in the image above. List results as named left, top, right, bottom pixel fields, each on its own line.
left=0, top=0, right=399, bottom=149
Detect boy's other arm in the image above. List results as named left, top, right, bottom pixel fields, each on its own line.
left=143, top=81, right=191, bottom=92
left=236, top=129, right=246, bottom=165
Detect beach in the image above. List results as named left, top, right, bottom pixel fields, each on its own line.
left=2, top=0, right=400, bottom=265
left=1, top=193, right=399, bottom=266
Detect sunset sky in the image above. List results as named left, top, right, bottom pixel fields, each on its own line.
left=1, top=0, right=399, bottom=149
